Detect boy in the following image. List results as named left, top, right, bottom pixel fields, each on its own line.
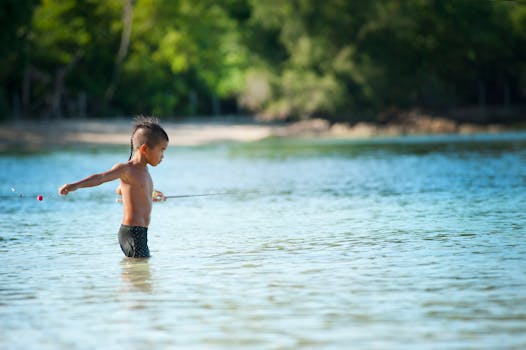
left=58, top=117, right=169, bottom=258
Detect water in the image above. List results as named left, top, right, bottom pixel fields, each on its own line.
left=1, top=133, right=526, bottom=349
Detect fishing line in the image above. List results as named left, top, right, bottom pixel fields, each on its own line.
left=3, top=186, right=63, bottom=201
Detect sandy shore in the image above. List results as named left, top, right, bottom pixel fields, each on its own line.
left=0, top=117, right=281, bottom=151
left=0, top=116, right=515, bottom=151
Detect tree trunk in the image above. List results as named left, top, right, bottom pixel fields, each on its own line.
left=78, top=92, right=87, bottom=118
left=212, top=94, right=221, bottom=115
left=105, top=0, right=134, bottom=103
left=189, top=90, right=197, bottom=115
left=51, top=51, right=83, bottom=119
left=22, top=66, right=31, bottom=119
left=51, top=70, right=65, bottom=118
left=477, top=80, right=487, bottom=120
left=504, top=79, right=510, bottom=108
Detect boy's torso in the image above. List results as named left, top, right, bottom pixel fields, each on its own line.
left=120, top=164, right=153, bottom=227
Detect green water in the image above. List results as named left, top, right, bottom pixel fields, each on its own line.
left=1, top=133, right=525, bottom=349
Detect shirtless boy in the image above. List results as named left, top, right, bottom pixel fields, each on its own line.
left=58, top=117, right=169, bottom=258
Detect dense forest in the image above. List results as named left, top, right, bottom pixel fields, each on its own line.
left=1, top=0, right=526, bottom=123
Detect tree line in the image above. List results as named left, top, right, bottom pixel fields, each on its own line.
left=1, top=0, right=526, bottom=123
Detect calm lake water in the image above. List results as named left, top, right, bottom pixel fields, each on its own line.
left=1, top=133, right=526, bottom=349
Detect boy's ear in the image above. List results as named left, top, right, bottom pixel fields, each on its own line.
left=139, top=144, right=149, bottom=153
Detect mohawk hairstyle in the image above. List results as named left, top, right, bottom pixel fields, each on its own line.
left=128, top=115, right=169, bottom=161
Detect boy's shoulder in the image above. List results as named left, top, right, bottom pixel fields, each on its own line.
left=112, top=162, right=131, bottom=171
left=116, top=161, right=148, bottom=174
left=110, top=162, right=134, bottom=182
left=109, top=162, right=135, bottom=177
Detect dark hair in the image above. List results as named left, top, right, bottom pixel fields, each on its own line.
left=129, top=116, right=169, bottom=161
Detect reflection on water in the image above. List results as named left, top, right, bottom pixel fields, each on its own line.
left=120, top=258, right=153, bottom=294
left=0, top=133, right=526, bottom=349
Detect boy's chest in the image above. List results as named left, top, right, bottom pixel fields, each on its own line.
left=127, top=169, right=153, bottom=190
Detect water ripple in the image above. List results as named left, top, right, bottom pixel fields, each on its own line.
left=1, top=134, right=526, bottom=349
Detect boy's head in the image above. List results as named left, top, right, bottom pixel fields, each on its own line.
left=129, top=116, right=169, bottom=161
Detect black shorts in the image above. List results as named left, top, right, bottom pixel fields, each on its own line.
left=118, top=225, right=150, bottom=258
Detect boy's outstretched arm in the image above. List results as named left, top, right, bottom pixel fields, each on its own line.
left=59, top=163, right=126, bottom=196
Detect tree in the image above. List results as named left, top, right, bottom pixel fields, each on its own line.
left=0, top=0, right=39, bottom=119
left=116, top=0, right=247, bottom=116
left=2, top=0, right=525, bottom=121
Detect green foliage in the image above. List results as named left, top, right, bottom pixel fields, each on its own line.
left=239, top=0, right=526, bottom=120
left=118, top=0, right=248, bottom=115
left=2, top=0, right=526, bottom=121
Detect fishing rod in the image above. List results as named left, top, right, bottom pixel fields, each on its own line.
left=163, top=191, right=258, bottom=199
left=2, top=186, right=258, bottom=202
left=115, top=191, right=255, bottom=203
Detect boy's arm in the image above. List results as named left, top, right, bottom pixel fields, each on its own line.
left=59, top=163, right=126, bottom=195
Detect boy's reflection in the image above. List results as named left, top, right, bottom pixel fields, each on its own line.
left=120, top=258, right=153, bottom=294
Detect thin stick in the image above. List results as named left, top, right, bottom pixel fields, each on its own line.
left=164, top=191, right=257, bottom=199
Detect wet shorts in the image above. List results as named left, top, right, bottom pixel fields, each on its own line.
left=118, top=225, right=150, bottom=258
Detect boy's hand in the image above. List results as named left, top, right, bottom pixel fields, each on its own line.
left=152, top=190, right=166, bottom=202
left=58, top=184, right=76, bottom=196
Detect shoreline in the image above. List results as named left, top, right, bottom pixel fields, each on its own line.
left=0, top=116, right=522, bottom=152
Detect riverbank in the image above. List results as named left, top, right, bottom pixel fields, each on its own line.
left=0, top=115, right=519, bottom=152
left=0, top=117, right=281, bottom=151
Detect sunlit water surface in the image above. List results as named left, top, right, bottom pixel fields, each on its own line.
left=1, top=133, right=525, bottom=349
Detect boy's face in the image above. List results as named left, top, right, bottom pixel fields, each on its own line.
left=145, top=139, right=168, bottom=166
